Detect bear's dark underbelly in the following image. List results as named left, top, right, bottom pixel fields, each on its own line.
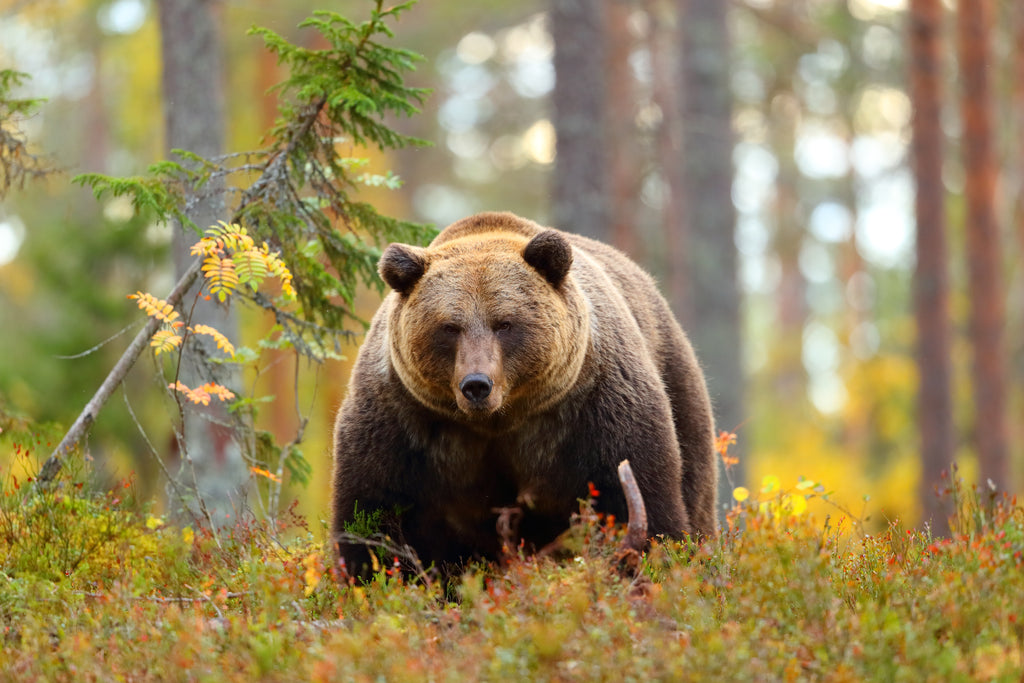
left=396, top=424, right=624, bottom=569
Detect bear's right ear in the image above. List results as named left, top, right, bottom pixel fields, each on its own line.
left=523, top=229, right=573, bottom=288
left=379, top=244, right=427, bottom=295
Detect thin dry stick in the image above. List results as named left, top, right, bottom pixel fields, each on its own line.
left=617, top=459, right=648, bottom=554
left=37, top=257, right=203, bottom=484
left=121, top=385, right=204, bottom=529
left=76, top=590, right=249, bottom=605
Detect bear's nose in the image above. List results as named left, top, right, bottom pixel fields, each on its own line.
left=459, top=373, right=493, bottom=402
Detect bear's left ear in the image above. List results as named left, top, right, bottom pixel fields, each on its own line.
left=379, top=243, right=427, bottom=295
left=523, top=230, right=573, bottom=288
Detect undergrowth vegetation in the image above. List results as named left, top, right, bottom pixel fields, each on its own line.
left=1, top=435, right=1022, bottom=682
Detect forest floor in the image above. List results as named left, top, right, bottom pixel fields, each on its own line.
left=1, top=439, right=1022, bottom=682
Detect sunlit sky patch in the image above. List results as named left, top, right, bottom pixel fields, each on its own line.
left=98, top=0, right=147, bottom=35
left=848, top=0, right=907, bottom=21
left=0, top=217, right=26, bottom=267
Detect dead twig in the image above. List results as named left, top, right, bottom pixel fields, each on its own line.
left=493, top=506, right=523, bottom=560
left=615, top=459, right=649, bottom=578
left=331, top=532, right=432, bottom=588
left=76, top=590, right=250, bottom=604
left=617, top=459, right=648, bottom=553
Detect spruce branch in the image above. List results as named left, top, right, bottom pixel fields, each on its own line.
left=0, top=69, right=54, bottom=198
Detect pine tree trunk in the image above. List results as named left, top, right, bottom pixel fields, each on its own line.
left=550, top=0, right=610, bottom=241
left=679, top=0, right=745, bottom=508
left=1013, top=0, right=1024, bottom=467
left=909, top=0, right=955, bottom=533
left=158, top=0, right=246, bottom=523
left=647, top=0, right=687, bottom=319
left=605, top=0, right=639, bottom=257
left=956, top=0, right=1010, bottom=491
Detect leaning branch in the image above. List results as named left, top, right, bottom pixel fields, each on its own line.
left=38, top=98, right=332, bottom=486
left=38, top=257, right=203, bottom=484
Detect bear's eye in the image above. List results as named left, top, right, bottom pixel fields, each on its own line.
left=441, top=323, right=461, bottom=336
left=494, top=321, right=513, bottom=333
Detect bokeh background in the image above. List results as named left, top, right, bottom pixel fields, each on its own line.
left=1, top=0, right=1021, bottom=533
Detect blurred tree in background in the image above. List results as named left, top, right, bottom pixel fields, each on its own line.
left=677, top=0, right=745, bottom=515
left=549, top=0, right=610, bottom=241
left=157, top=0, right=240, bottom=520
left=2, top=0, right=1023, bottom=531
left=956, top=0, right=1009, bottom=493
left=908, top=0, right=954, bottom=533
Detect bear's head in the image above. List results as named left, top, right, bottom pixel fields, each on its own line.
left=378, top=225, right=590, bottom=427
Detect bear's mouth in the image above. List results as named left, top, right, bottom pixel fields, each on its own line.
left=455, top=394, right=503, bottom=417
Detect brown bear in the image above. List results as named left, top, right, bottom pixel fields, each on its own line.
left=331, top=211, right=717, bottom=577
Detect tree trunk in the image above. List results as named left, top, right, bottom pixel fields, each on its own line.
left=647, top=0, right=687, bottom=317
left=909, top=0, right=955, bottom=533
left=604, top=0, right=640, bottom=257
left=158, top=0, right=245, bottom=523
left=770, top=90, right=807, bottom=405
left=679, top=0, right=745, bottom=509
left=550, top=0, right=610, bottom=241
left=1012, top=0, right=1024, bottom=473
left=956, top=0, right=1010, bottom=491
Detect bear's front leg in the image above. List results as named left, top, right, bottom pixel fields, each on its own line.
left=569, top=383, right=692, bottom=541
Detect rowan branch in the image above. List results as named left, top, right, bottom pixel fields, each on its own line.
left=38, top=94, right=335, bottom=485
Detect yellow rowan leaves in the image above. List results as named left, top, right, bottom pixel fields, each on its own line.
left=250, top=466, right=281, bottom=483
left=128, top=292, right=180, bottom=324
left=128, top=222, right=295, bottom=411
left=190, top=221, right=296, bottom=302
left=190, top=324, right=235, bottom=357
left=233, top=249, right=269, bottom=287
left=149, top=329, right=183, bottom=355
left=168, top=380, right=236, bottom=406
left=131, top=221, right=295, bottom=365
left=202, top=253, right=239, bottom=302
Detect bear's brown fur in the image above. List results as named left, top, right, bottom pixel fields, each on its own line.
left=331, top=212, right=717, bottom=575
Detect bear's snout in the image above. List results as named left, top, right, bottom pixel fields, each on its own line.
left=459, top=373, right=493, bottom=402
left=453, top=329, right=503, bottom=415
